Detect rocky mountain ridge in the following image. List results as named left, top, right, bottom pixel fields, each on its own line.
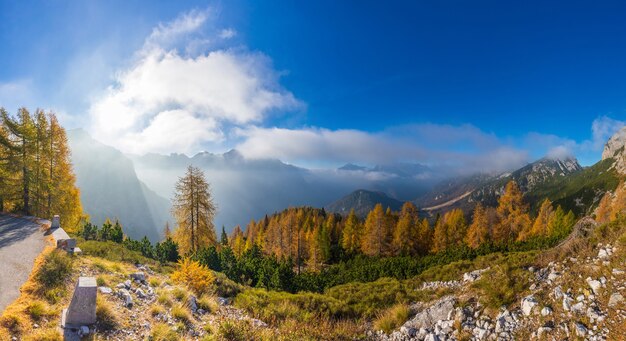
left=602, top=126, right=626, bottom=175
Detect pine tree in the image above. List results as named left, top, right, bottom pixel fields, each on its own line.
left=221, top=226, right=229, bottom=246
left=172, top=165, right=217, bottom=254
left=465, top=204, right=489, bottom=249
left=341, top=209, right=362, bottom=253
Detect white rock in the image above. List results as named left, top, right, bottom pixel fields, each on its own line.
left=540, top=307, right=552, bottom=316
left=612, top=268, right=624, bottom=275
left=130, top=272, right=146, bottom=282
left=424, top=333, right=439, bottom=341
left=521, top=295, right=538, bottom=316
left=98, top=286, right=112, bottom=294
left=609, top=292, right=624, bottom=307
left=553, top=286, right=563, bottom=299
left=571, top=302, right=585, bottom=314
left=562, top=296, right=574, bottom=311
left=574, top=322, right=588, bottom=337
left=598, top=248, right=609, bottom=259
left=587, top=277, right=602, bottom=295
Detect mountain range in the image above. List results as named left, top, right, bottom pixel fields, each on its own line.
left=67, top=127, right=626, bottom=240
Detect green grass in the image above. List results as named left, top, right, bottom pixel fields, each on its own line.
left=96, top=297, right=118, bottom=331
left=35, top=250, right=73, bottom=290
left=171, top=304, right=192, bottom=324
left=235, top=288, right=351, bottom=323
left=373, top=304, right=410, bottom=333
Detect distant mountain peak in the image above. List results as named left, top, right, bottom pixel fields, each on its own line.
left=325, top=189, right=404, bottom=217
left=602, top=126, right=626, bottom=174
left=338, top=163, right=367, bottom=171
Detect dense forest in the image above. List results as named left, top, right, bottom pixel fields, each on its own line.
left=0, top=108, right=82, bottom=229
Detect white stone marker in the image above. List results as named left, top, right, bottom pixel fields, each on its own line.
left=51, top=215, right=60, bottom=229
left=62, top=277, right=97, bottom=327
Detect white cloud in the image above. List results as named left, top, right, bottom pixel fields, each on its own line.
left=219, top=28, right=237, bottom=39
left=88, top=9, right=300, bottom=155
left=144, top=9, right=210, bottom=52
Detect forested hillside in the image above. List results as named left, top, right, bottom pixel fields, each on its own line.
left=0, top=108, right=82, bottom=229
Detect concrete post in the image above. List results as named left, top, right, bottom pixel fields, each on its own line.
left=62, top=277, right=97, bottom=327
left=51, top=215, right=60, bottom=229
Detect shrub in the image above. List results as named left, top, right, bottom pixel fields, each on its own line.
left=171, top=258, right=215, bottom=295
left=373, top=304, right=410, bottom=333
left=35, top=250, right=73, bottom=289
left=96, top=297, right=118, bottom=331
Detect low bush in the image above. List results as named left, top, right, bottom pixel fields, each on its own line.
left=171, top=258, right=215, bottom=295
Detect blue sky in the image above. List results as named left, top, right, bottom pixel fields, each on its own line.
left=0, top=0, right=625, bottom=170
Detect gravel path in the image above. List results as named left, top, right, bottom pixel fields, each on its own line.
left=0, top=214, right=48, bottom=313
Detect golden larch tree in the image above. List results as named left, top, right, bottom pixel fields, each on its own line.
left=172, top=165, right=217, bottom=255
left=465, top=204, right=489, bottom=249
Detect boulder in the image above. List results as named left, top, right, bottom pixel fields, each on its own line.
left=135, top=288, right=146, bottom=299
left=521, top=295, right=538, bottom=316
left=540, top=307, right=552, bottom=316
left=118, top=289, right=133, bottom=307
left=403, top=296, right=456, bottom=330
left=130, top=272, right=146, bottom=282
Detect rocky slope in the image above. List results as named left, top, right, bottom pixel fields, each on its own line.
left=416, top=157, right=583, bottom=218
left=371, top=219, right=626, bottom=341
left=603, top=126, right=626, bottom=175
